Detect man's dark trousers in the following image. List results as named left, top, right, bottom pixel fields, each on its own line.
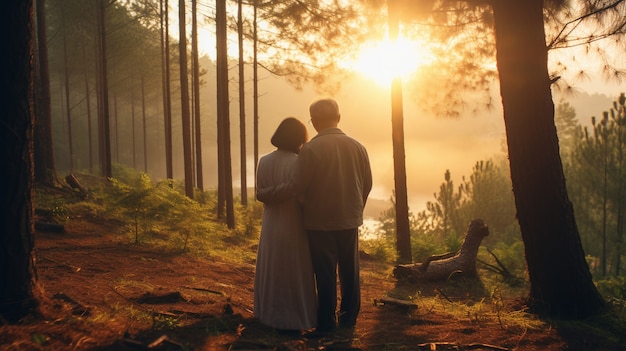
left=308, top=228, right=360, bottom=331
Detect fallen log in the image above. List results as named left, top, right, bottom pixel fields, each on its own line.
left=394, top=219, right=489, bottom=282
left=65, top=173, right=88, bottom=198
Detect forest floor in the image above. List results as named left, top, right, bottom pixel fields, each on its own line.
left=2, top=192, right=626, bottom=350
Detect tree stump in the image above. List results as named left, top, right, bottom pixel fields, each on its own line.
left=393, top=219, right=489, bottom=282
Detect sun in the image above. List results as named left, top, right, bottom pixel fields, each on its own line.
left=350, top=36, right=430, bottom=86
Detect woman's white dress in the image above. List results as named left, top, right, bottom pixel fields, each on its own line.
left=254, top=149, right=317, bottom=330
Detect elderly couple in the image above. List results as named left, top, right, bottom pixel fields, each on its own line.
left=253, top=98, right=373, bottom=337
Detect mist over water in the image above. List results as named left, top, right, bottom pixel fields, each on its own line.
left=245, top=74, right=507, bottom=214
left=240, top=73, right=619, bottom=216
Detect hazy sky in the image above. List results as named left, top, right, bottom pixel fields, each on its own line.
left=244, top=69, right=623, bottom=218
left=181, top=6, right=624, bottom=219
left=254, top=75, right=491, bottom=213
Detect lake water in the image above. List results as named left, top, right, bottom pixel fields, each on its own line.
left=360, top=217, right=381, bottom=241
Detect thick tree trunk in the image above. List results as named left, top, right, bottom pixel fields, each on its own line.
left=492, top=0, right=604, bottom=318
left=0, top=0, right=40, bottom=323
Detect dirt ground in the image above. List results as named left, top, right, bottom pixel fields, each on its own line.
left=1, top=214, right=624, bottom=351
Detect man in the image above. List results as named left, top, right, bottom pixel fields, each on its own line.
left=293, top=98, right=372, bottom=334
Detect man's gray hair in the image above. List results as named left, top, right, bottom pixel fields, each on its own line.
left=309, top=98, right=340, bottom=120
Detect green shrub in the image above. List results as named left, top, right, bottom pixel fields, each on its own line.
left=360, top=233, right=397, bottom=263
left=596, top=277, right=626, bottom=300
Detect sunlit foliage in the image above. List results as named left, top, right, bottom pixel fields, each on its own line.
left=567, top=92, right=626, bottom=277
left=369, top=156, right=526, bottom=281
left=254, top=0, right=625, bottom=116
left=367, top=92, right=626, bottom=291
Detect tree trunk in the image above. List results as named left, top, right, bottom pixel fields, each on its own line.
left=141, top=72, right=148, bottom=173
left=252, top=0, right=259, bottom=195
left=81, top=42, right=94, bottom=173
left=178, top=0, right=194, bottom=199
left=388, top=5, right=411, bottom=264
left=601, top=129, right=608, bottom=276
left=0, top=0, right=40, bottom=323
left=191, top=0, right=204, bottom=191
left=96, top=0, right=112, bottom=178
left=162, top=0, right=173, bottom=180
left=616, top=118, right=624, bottom=276
left=62, top=9, right=74, bottom=172
left=113, top=94, right=119, bottom=163
left=131, top=74, right=137, bottom=169
left=34, top=0, right=56, bottom=185
left=216, top=0, right=235, bottom=228
left=492, top=0, right=604, bottom=318
left=237, top=0, right=248, bottom=207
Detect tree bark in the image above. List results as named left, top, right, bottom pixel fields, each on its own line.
left=62, top=6, right=75, bottom=172
left=178, top=0, right=194, bottom=198
left=113, top=94, right=119, bottom=163
left=96, top=0, right=112, bottom=178
left=81, top=42, right=94, bottom=173
left=131, top=74, right=137, bottom=169
left=388, top=4, right=411, bottom=264
left=237, top=0, right=248, bottom=207
left=492, top=0, right=604, bottom=318
left=191, top=0, right=204, bottom=191
left=252, top=0, right=259, bottom=195
left=162, top=0, right=174, bottom=180
left=0, top=0, right=40, bottom=323
left=33, top=0, right=56, bottom=185
left=141, top=72, right=148, bottom=173
left=216, top=0, right=235, bottom=228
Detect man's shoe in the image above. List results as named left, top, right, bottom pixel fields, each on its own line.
left=304, top=326, right=335, bottom=339
left=335, top=325, right=355, bottom=339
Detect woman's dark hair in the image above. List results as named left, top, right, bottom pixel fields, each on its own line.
left=271, top=117, right=308, bottom=153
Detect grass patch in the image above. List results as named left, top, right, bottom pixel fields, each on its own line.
left=40, top=170, right=262, bottom=261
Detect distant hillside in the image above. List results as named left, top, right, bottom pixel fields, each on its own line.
left=555, top=91, right=615, bottom=126
left=364, top=197, right=391, bottom=219
left=241, top=188, right=390, bottom=220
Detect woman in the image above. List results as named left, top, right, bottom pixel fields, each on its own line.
left=254, top=117, right=317, bottom=334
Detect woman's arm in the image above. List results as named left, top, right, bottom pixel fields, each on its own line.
left=256, top=181, right=295, bottom=204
